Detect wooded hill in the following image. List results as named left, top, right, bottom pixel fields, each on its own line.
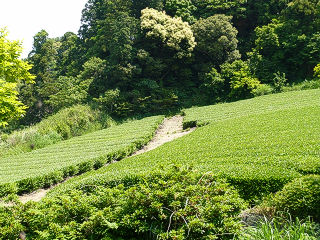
left=10, top=0, right=320, bottom=125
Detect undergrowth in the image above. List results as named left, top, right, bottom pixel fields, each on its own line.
left=0, top=105, right=114, bottom=158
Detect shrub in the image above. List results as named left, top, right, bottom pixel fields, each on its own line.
left=0, top=167, right=247, bottom=240
left=273, top=71, right=288, bottom=93
left=272, top=175, right=320, bottom=221
left=314, top=64, right=320, bottom=79
left=200, top=67, right=226, bottom=102
left=283, top=79, right=320, bottom=92
left=220, top=60, right=261, bottom=100
left=229, top=73, right=261, bottom=100
left=252, top=84, right=273, bottom=96
left=0, top=116, right=163, bottom=197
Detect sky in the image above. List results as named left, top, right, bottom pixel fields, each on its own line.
left=0, top=0, right=88, bottom=58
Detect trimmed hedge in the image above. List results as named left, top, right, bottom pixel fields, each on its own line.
left=0, top=116, right=164, bottom=197
left=183, top=89, right=320, bottom=128
left=52, top=106, right=320, bottom=201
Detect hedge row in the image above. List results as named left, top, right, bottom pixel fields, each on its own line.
left=0, top=116, right=164, bottom=197
left=51, top=106, right=320, bottom=201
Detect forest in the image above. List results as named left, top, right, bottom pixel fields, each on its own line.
left=1, top=0, right=320, bottom=127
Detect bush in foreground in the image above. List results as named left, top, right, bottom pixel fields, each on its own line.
left=0, top=166, right=247, bottom=240
left=272, top=175, right=320, bottom=222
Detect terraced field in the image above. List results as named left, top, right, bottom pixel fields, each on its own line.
left=183, top=89, right=320, bottom=127
left=50, top=89, right=320, bottom=200
left=0, top=116, right=164, bottom=196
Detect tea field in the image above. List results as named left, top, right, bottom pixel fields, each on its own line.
left=0, top=116, right=164, bottom=196
left=183, top=89, right=320, bottom=127
left=50, top=89, right=320, bottom=200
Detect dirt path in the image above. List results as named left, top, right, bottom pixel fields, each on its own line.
left=132, top=115, right=195, bottom=156
left=15, top=116, right=195, bottom=204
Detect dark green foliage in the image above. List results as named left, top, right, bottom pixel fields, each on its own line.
left=45, top=76, right=92, bottom=111
left=249, top=0, right=320, bottom=83
left=192, top=14, right=240, bottom=68
left=13, top=0, right=320, bottom=124
left=272, top=72, right=288, bottom=93
left=165, top=0, right=197, bottom=23
left=0, top=167, right=247, bottom=239
left=192, top=0, right=247, bottom=19
left=273, top=175, right=320, bottom=221
left=200, top=67, right=226, bottom=102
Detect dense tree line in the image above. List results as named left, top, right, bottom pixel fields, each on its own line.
left=14, top=0, right=320, bottom=123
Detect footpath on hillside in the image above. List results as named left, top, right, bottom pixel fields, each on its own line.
left=17, top=115, right=195, bottom=203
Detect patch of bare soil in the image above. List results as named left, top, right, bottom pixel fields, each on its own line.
left=132, top=115, right=195, bottom=156
left=19, top=189, right=49, bottom=204
left=10, top=115, right=195, bottom=204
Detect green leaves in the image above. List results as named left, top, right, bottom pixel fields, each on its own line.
left=141, top=8, right=196, bottom=59
left=314, top=64, right=320, bottom=79
left=0, top=80, right=27, bottom=127
left=0, top=28, right=35, bottom=127
left=52, top=90, right=320, bottom=202
left=273, top=175, right=320, bottom=221
left=0, top=167, right=247, bottom=239
left=192, top=14, right=240, bottom=67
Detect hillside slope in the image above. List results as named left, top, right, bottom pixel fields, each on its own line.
left=0, top=116, right=163, bottom=196
left=50, top=89, right=320, bottom=199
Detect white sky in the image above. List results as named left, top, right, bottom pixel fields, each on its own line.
left=0, top=0, right=88, bottom=58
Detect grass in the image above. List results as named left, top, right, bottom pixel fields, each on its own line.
left=0, top=115, right=164, bottom=196
left=239, top=217, right=320, bottom=240
left=0, top=105, right=112, bottom=158
left=49, top=89, right=320, bottom=200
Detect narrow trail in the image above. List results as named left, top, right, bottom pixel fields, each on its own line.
left=16, top=115, right=195, bottom=204
left=132, top=115, right=195, bottom=156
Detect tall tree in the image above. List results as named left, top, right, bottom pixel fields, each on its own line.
left=249, top=0, right=320, bottom=82
left=0, top=28, right=34, bottom=127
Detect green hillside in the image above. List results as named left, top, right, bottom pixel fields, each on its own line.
left=1, top=89, right=320, bottom=239
left=0, top=116, right=163, bottom=196
left=50, top=89, right=320, bottom=200
left=183, top=89, right=320, bottom=127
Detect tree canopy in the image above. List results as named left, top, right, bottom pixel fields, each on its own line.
left=7, top=0, right=320, bottom=125
left=0, top=29, right=34, bottom=127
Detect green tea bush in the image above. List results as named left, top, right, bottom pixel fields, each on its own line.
left=0, top=167, right=247, bottom=240
left=273, top=175, right=320, bottom=221
left=56, top=104, right=320, bottom=202
left=183, top=89, right=320, bottom=127
left=0, top=116, right=163, bottom=196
